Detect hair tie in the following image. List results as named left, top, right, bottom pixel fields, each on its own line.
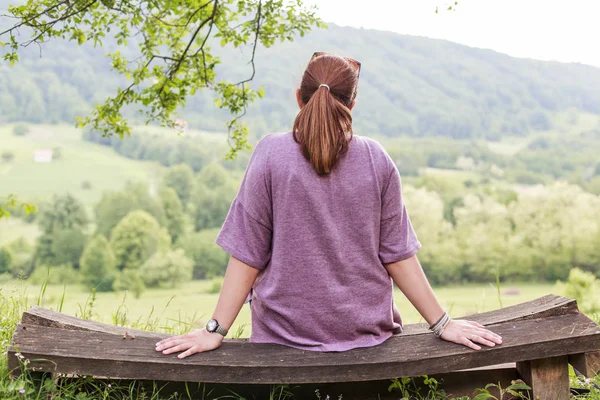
left=319, top=83, right=330, bottom=91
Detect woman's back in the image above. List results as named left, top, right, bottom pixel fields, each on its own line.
left=216, top=131, right=421, bottom=351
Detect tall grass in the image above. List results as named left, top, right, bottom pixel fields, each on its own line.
left=1, top=282, right=599, bottom=399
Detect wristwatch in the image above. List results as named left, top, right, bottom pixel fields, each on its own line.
left=206, top=318, right=228, bottom=337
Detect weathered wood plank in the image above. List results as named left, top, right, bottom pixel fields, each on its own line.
left=8, top=313, right=600, bottom=384
left=20, top=306, right=164, bottom=339
left=569, top=351, right=600, bottom=378
left=517, top=356, right=570, bottom=400
left=21, top=294, right=577, bottom=339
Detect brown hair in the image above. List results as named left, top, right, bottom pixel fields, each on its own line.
left=293, top=54, right=358, bottom=176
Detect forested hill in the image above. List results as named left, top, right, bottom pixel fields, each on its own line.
left=1, top=16, right=600, bottom=140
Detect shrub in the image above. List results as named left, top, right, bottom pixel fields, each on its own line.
left=1, top=151, right=14, bottom=163
left=113, top=269, right=146, bottom=298
left=0, top=247, right=13, bottom=274
left=110, top=210, right=171, bottom=270
left=80, top=235, right=117, bottom=292
left=140, top=249, right=193, bottom=288
left=176, top=229, right=229, bottom=279
left=13, top=124, right=28, bottom=136
left=28, top=264, right=79, bottom=285
left=207, top=277, right=223, bottom=294
left=9, top=253, right=34, bottom=279
left=557, top=268, right=600, bottom=315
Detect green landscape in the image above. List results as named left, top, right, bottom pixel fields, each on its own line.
left=1, top=0, right=600, bottom=397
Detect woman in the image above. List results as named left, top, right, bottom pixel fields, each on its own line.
left=155, top=52, right=502, bottom=358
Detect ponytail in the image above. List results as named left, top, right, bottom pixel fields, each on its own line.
left=293, top=86, right=352, bottom=176
left=292, top=55, right=358, bottom=176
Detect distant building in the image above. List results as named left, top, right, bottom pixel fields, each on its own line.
left=34, top=149, right=53, bottom=163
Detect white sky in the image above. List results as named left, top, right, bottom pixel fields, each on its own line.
left=308, top=0, right=600, bottom=67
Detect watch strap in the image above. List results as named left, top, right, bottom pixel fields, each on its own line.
left=215, top=325, right=228, bottom=337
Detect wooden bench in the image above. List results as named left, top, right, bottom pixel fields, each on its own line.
left=8, top=294, right=600, bottom=399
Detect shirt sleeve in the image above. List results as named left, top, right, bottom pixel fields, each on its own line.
left=379, top=161, right=422, bottom=264
left=215, top=138, right=273, bottom=270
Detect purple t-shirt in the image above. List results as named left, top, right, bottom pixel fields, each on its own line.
left=215, top=132, right=421, bottom=352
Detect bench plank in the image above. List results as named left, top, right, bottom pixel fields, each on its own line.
left=20, top=294, right=578, bottom=339
left=9, top=312, right=600, bottom=384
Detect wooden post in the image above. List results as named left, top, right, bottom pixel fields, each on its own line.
left=569, top=351, right=600, bottom=378
left=517, top=356, right=569, bottom=400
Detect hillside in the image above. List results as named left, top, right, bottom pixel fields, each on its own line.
left=1, top=16, right=600, bottom=140
left=0, top=124, right=161, bottom=209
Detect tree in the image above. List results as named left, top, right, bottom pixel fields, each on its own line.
left=161, top=164, right=195, bottom=205
left=80, top=235, right=117, bottom=291
left=190, top=181, right=237, bottom=231
left=160, top=188, right=186, bottom=243
left=139, top=249, right=193, bottom=288
left=0, top=247, right=13, bottom=274
left=94, top=182, right=165, bottom=237
left=196, top=163, right=231, bottom=190
left=1, top=0, right=324, bottom=158
left=113, top=269, right=146, bottom=298
left=35, top=194, right=88, bottom=267
left=176, top=228, right=229, bottom=278
left=51, top=229, right=88, bottom=268
left=110, top=210, right=171, bottom=270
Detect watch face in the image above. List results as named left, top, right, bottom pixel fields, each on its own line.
left=207, top=319, right=217, bottom=332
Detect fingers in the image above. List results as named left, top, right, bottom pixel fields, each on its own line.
left=155, top=335, right=184, bottom=349
left=161, top=343, right=193, bottom=355
left=178, top=346, right=200, bottom=359
left=460, top=337, right=481, bottom=351
left=474, top=328, right=503, bottom=344
left=469, top=334, right=496, bottom=348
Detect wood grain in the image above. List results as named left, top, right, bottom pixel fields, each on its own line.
left=8, top=312, right=600, bottom=384
left=517, top=356, right=569, bottom=400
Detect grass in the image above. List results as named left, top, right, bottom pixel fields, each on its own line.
left=0, top=123, right=162, bottom=210
left=1, top=279, right=599, bottom=399
left=0, top=279, right=560, bottom=338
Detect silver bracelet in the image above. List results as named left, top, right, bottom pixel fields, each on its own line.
left=429, top=312, right=452, bottom=338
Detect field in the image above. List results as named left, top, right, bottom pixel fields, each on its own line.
left=0, top=279, right=561, bottom=337
left=0, top=124, right=162, bottom=211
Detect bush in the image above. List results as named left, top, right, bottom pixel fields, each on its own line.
left=139, top=249, right=193, bottom=288
left=110, top=210, right=171, bottom=270
left=28, top=264, right=79, bottom=285
left=1, top=151, right=14, bottom=163
left=113, top=269, right=146, bottom=298
left=207, top=277, right=223, bottom=294
left=0, top=247, right=13, bottom=274
left=557, top=268, right=600, bottom=315
left=80, top=235, right=117, bottom=292
left=176, top=229, right=229, bottom=279
left=51, top=229, right=88, bottom=268
left=9, top=252, right=34, bottom=279
left=13, top=124, right=29, bottom=136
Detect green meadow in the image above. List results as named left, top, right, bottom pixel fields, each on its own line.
left=0, top=278, right=560, bottom=337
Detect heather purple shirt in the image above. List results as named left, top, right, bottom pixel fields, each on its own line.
left=215, top=132, right=421, bottom=352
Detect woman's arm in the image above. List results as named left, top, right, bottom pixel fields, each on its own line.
left=384, top=255, right=503, bottom=350
left=155, top=256, right=260, bottom=358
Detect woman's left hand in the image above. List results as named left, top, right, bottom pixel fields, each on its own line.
left=440, top=319, right=503, bottom=350
left=155, top=328, right=224, bottom=359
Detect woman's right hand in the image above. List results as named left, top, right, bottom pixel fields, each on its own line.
left=440, top=319, right=503, bottom=350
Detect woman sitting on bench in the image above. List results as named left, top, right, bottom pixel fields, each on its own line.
left=155, top=52, right=503, bottom=358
